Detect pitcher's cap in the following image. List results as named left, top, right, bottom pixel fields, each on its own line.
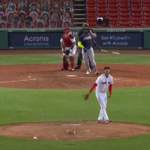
left=104, top=67, right=110, bottom=70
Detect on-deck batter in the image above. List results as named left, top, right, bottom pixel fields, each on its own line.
left=85, top=67, right=113, bottom=124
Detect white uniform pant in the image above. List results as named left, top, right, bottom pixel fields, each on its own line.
left=95, top=90, right=109, bottom=121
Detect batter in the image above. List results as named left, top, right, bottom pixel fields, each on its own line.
left=85, top=67, right=113, bottom=124
left=78, top=27, right=99, bottom=75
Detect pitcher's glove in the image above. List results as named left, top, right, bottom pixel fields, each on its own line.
left=84, top=93, right=90, bottom=100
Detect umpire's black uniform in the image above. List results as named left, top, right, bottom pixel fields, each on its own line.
left=74, top=27, right=100, bottom=69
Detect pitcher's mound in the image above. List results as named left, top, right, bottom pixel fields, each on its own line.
left=0, top=121, right=150, bottom=140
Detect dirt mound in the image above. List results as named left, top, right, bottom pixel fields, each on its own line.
left=0, top=64, right=150, bottom=89
left=0, top=121, right=150, bottom=140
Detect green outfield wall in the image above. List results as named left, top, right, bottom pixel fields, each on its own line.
left=0, top=28, right=150, bottom=49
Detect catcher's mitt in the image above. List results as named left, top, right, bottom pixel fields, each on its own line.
left=84, top=93, right=89, bottom=100
left=64, top=50, right=70, bottom=56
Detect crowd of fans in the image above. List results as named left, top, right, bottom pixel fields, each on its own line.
left=0, top=0, right=74, bottom=28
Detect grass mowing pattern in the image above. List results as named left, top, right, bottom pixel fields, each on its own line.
left=0, top=54, right=150, bottom=65
left=0, top=87, right=149, bottom=125
left=0, top=87, right=150, bottom=150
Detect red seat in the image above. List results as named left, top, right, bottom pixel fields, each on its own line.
left=119, top=0, right=130, bottom=3
left=109, top=20, right=118, bottom=24
left=141, top=0, right=150, bottom=4
left=108, top=0, right=118, bottom=4
left=131, top=20, right=141, bottom=27
left=86, top=3, right=96, bottom=7
left=97, top=0, right=107, bottom=4
left=132, top=7, right=141, bottom=12
left=120, top=8, right=130, bottom=12
left=119, top=21, right=130, bottom=27
left=108, top=3, right=118, bottom=8
left=120, top=12, right=130, bottom=17
left=132, top=16, right=143, bottom=21
left=142, top=3, right=150, bottom=7
left=97, top=8, right=107, bottom=13
left=119, top=3, right=129, bottom=8
left=131, top=3, right=142, bottom=7
left=86, top=13, right=96, bottom=17
left=98, top=12, right=108, bottom=17
left=142, top=20, right=150, bottom=26
left=86, top=7, right=96, bottom=12
left=109, top=16, right=119, bottom=21
left=87, top=17, right=96, bottom=21
left=144, top=17, right=150, bottom=20
left=110, top=24, right=119, bottom=27
left=109, top=21, right=119, bottom=27
left=132, top=12, right=143, bottom=17
left=86, top=0, right=96, bottom=4
left=109, top=12, right=119, bottom=17
left=143, top=7, right=150, bottom=12
left=131, top=0, right=140, bottom=3
left=144, top=12, right=150, bottom=17
left=120, top=17, right=130, bottom=21
left=87, top=21, right=97, bottom=27
left=109, top=8, right=118, bottom=12
left=98, top=23, right=106, bottom=27
left=97, top=3, right=107, bottom=8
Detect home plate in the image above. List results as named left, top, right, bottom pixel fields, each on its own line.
left=66, top=75, right=77, bottom=77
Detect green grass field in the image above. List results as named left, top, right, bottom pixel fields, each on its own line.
left=0, top=53, right=150, bottom=150
left=0, top=53, right=150, bottom=65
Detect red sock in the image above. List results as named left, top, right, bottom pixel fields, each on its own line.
left=69, top=56, right=75, bottom=69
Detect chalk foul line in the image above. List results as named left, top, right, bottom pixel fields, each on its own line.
left=0, top=78, right=37, bottom=84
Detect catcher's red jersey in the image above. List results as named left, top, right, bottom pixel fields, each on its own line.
left=60, top=34, right=75, bottom=47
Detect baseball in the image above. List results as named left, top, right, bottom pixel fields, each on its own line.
left=66, top=130, right=76, bottom=134
left=33, top=136, right=38, bottom=139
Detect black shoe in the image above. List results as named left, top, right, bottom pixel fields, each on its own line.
left=74, top=66, right=80, bottom=69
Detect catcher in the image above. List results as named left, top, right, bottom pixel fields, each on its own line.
left=60, top=27, right=77, bottom=71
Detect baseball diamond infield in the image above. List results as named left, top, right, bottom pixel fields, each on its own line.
left=0, top=50, right=150, bottom=140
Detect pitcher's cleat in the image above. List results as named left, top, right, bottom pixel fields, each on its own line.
left=103, top=120, right=111, bottom=124
left=97, top=120, right=104, bottom=124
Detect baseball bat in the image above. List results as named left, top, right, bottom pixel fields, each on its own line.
left=101, top=49, right=120, bottom=55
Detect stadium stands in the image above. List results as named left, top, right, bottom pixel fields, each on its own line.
left=1, top=0, right=150, bottom=28
left=0, top=0, right=74, bottom=28
left=86, top=0, right=150, bottom=27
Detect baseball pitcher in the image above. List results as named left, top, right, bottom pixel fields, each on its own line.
left=84, top=67, right=113, bottom=124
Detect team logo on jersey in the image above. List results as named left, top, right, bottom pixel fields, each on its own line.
left=83, top=36, right=91, bottom=41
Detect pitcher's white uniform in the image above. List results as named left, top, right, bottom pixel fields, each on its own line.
left=95, top=74, right=113, bottom=121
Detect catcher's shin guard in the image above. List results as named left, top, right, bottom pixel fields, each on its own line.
left=62, top=55, right=69, bottom=70
left=69, top=56, right=75, bottom=69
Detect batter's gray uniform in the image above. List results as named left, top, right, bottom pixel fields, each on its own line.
left=78, top=33, right=98, bottom=74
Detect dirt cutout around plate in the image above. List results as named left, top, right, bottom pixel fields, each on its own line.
left=0, top=121, right=150, bottom=140
left=0, top=64, right=150, bottom=89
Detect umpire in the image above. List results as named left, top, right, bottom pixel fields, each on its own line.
left=74, top=23, right=101, bottom=70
